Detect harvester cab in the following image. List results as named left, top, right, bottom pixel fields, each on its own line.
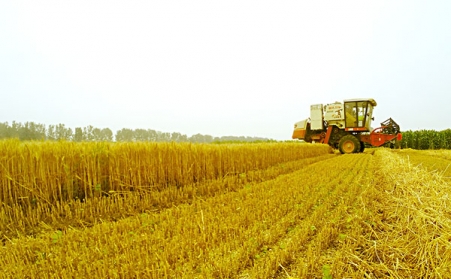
left=292, top=98, right=402, bottom=154
left=343, top=99, right=376, bottom=130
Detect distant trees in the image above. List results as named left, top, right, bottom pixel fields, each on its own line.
left=114, top=129, right=205, bottom=142
left=53, top=124, right=73, bottom=141
left=0, top=121, right=272, bottom=143
left=0, top=122, right=113, bottom=142
left=0, top=121, right=47, bottom=141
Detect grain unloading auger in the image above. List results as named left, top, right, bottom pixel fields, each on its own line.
left=292, top=98, right=402, bottom=154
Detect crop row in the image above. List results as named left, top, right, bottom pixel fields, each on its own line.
left=0, top=140, right=331, bottom=208
left=395, top=149, right=451, bottom=178
left=334, top=149, right=451, bottom=278
left=0, top=153, right=335, bottom=241
left=1, top=152, right=367, bottom=278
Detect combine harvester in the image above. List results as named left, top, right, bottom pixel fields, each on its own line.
left=292, top=98, right=402, bottom=154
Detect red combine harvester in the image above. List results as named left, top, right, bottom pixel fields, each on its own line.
left=292, top=98, right=402, bottom=154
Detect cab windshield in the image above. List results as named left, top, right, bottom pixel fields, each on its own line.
left=345, top=101, right=371, bottom=129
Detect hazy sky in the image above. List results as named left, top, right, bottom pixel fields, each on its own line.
left=1, top=1, right=450, bottom=140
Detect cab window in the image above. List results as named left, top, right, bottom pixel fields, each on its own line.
left=345, top=101, right=368, bottom=128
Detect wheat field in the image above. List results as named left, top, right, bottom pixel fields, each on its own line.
left=0, top=141, right=450, bottom=278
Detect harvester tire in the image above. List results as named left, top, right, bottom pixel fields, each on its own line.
left=338, top=135, right=361, bottom=154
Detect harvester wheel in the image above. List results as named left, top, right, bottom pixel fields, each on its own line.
left=338, top=135, right=361, bottom=154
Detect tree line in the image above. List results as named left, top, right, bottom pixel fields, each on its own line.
left=0, top=121, right=272, bottom=143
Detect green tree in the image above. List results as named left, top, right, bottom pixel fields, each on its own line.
left=147, top=129, right=158, bottom=141
left=74, top=127, right=83, bottom=142
left=134, top=129, right=149, bottom=141
left=0, top=122, right=10, bottom=139
left=55, top=124, right=73, bottom=140
left=47, top=125, right=56, bottom=140
left=100, top=128, right=113, bottom=141
left=34, top=123, right=47, bottom=140
left=171, top=132, right=188, bottom=142
left=92, top=128, right=102, bottom=141
left=115, top=128, right=134, bottom=141
left=83, top=125, right=95, bottom=141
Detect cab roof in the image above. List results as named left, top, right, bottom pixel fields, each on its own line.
left=344, top=98, right=377, bottom=106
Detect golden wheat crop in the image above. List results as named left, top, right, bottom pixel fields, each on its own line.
left=0, top=140, right=332, bottom=239
left=0, top=140, right=331, bottom=206
left=332, top=149, right=451, bottom=278
left=1, top=144, right=449, bottom=278
left=0, top=151, right=361, bottom=278
left=395, top=148, right=451, bottom=178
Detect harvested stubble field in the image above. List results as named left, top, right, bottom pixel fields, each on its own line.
left=0, top=141, right=450, bottom=278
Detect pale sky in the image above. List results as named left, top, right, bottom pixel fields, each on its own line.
left=1, top=1, right=450, bottom=140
